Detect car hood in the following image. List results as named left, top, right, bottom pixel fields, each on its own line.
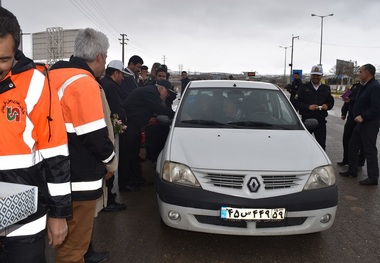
left=167, top=128, right=330, bottom=171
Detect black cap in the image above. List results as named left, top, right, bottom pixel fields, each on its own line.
left=156, top=79, right=176, bottom=94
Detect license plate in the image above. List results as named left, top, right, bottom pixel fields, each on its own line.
left=220, top=207, right=286, bottom=221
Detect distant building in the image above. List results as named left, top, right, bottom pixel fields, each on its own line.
left=32, top=27, right=79, bottom=65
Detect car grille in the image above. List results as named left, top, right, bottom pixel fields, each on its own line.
left=204, top=173, right=245, bottom=189
left=262, top=175, right=302, bottom=189
left=194, top=215, right=307, bottom=229
left=203, top=173, right=304, bottom=190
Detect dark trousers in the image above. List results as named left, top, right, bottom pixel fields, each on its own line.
left=125, top=124, right=143, bottom=186
left=144, top=125, right=152, bottom=160
left=348, top=120, right=380, bottom=178
left=1, top=232, right=46, bottom=263
left=117, top=132, right=128, bottom=189
left=150, top=125, right=170, bottom=163
left=106, top=175, right=115, bottom=205
left=304, top=118, right=327, bottom=150
left=289, top=92, right=298, bottom=110
left=342, top=117, right=365, bottom=165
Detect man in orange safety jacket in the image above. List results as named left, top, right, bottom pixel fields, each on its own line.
left=49, top=28, right=115, bottom=263
left=0, top=7, right=71, bottom=263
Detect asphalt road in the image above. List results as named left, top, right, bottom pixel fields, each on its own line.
left=47, top=98, right=380, bottom=263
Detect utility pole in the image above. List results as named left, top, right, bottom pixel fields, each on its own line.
left=119, top=34, right=128, bottom=64
left=289, top=35, right=299, bottom=83
left=162, top=55, right=166, bottom=65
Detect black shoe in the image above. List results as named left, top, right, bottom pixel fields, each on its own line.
left=119, top=185, right=140, bottom=192
left=339, top=171, right=358, bottom=178
left=84, top=251, right=110, bottom=263
left=337, top=161, right=348, bottom=166
left=359, top=178, right=378, bottom=186
left=103, top=202, right=126, bottom=212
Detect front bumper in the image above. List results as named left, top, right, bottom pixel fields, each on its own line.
left=156, top=174, right=338, bottom=236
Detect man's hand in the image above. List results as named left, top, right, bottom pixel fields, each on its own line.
left=47, top=217, right=68, bottom=249
left=341, top=115, right=346, bottom=120
left=309, top=104, right=319, bottom=111
left=148, top=118, right=158, bottom=126
left=355, top=115, right=364, bottom=123
left=105, top=171, right=114, bottom=180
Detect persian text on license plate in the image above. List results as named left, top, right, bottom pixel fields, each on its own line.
left=220, top=207, right=286, bottom=221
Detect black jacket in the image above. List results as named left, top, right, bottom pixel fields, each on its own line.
left=291, top=78, right=303, bottom=95
left=120, top=69, right=138, bottom=99
left=124, top=85, right=175, bottom=129
left=100, top=75, right=127, bottom=122
left=295, top=82, right=334, bottom=119
left=353, top=77, right=380, bottom=122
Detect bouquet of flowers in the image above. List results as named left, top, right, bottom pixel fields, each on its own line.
left=111, top=114, right=127, bottom=135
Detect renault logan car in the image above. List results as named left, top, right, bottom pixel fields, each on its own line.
left=155, top=80, right=337, bottom=236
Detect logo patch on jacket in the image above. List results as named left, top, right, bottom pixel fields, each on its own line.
left=2, top=100, right=25, bottom=122
left=7, top=106, right=21, bottom=122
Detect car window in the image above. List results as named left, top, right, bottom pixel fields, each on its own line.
left=176, top=87, right=302, bottom=130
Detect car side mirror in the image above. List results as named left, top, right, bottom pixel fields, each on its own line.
left=303, top=118, right=319, bottom=130
left=156, top=115, right=172, bottom=126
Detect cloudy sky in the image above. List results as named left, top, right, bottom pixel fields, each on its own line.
left=3, top=0, right=380, bottom=75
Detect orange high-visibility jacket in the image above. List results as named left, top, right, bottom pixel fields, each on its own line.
left=0, top=51, right=71, bottom=238
left=49, top=60, right=115, bottom=201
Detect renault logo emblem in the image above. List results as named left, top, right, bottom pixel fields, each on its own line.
left=247, top=177, right=260, bottom=192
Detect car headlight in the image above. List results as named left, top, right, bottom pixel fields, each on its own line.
left=162, top=161, right=201, bottom=187
left=304, top=165, right=336, bottom=190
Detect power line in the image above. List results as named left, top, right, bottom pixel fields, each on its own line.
left=69, top=0, right=119, bottom=40
left=68, top=0, right=162, bottom=61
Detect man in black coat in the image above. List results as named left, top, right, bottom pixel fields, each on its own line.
left=290, top=72, right=303, bottom=108
left=295, top=65, right=334, bottom=150
left=340, top=64, right=380, bottom=185
left=99, top=60, right=128, bottom=211
left=120, top=55, right=143, bottom=99
left=180, top=71, right=191, bottom=97
left=337, top=81, right=365, bottom=167
left=121, top=79, right=175, bottom=191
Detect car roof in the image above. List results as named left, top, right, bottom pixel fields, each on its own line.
left=188, top=80, right=279, bottom=90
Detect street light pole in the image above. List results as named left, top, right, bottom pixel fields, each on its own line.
left=311, top=13, right=334, bottom=65
left=290, top=35, right=299, bottom=84
left=279, top=45, right=291, bottom=80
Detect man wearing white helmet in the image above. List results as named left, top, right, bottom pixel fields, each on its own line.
left=295, top=65, right=334, bottom=150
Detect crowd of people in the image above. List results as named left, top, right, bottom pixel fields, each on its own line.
left=290, top=64, right=379, bottom=186
left=1, top=5, right=379, bottom=263
left=0, top=6, right=177, bottom=263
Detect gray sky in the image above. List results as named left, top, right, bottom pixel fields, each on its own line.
left=3, top=0, right=380, bottom=75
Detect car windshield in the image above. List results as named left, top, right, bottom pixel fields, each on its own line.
left=176, top=87, right=302, bottom=130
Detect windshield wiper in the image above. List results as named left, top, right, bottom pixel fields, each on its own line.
left=228, top=121, right=273, bottom=127
left=227, top=121, right=292, bottom=129
left=181, top=119, right=225, bottom=126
